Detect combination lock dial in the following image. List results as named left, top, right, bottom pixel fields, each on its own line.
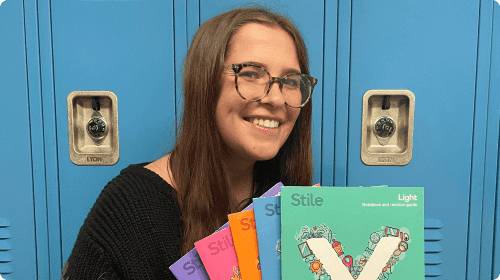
left=87, top=117, right=107, bottom=139
left=374, top=117, right=395, bottom=138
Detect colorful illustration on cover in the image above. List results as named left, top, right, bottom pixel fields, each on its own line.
left=295, top=224, right=411, bottom=280
left=230, top=266, right=241, bottom=280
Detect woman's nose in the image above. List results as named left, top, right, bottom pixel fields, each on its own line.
left=261, top=79, right=286, bottom=107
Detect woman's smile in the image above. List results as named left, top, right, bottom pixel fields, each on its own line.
left=244, top=116, right=280, bottom=135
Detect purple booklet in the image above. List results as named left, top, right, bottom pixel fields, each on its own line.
left=169, top=182, right=283, bottom=279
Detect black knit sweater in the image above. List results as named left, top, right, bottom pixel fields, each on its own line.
left=62, top=163, right=183, bottom=279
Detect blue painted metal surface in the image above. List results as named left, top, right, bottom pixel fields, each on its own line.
left=186, top=0, right=200, bottom=46
left=345, top=1, right=481, bottom=279
left=334, top=0, right=351, bottom=187
left=490, top=3, right=500, bottom=279
left=0, top=1, right=38, bottom=279
left=36, top=0, right=64, bottom=276
left=321, top=0, right=338, bottom=187
left=470, top=0, right=495, bottom=279
left=174, top=0, right=187, bottom=134
left=23, top=0, right=53, bottom=278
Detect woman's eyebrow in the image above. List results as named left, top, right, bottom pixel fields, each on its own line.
left=240, top=61, right=265, bottom=67
left=282, top=68, right=301, bottom=75
left=240, top=61, right=301, bottom=75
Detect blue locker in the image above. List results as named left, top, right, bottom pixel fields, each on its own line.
left=0, top=1, right=38, bottom=280
left=49, top=1, right=178, bottom=277
left=342, top=0, right=478, bottom=279
left=332, top=1, right=499, bottom=279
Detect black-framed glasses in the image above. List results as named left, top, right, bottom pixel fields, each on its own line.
left=223, top=63, right=318, bottom=108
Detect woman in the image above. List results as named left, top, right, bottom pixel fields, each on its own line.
left=62, top=6, right=316, bottom=279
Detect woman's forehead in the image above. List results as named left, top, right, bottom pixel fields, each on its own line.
left=227, top=23, right=300, bottom=74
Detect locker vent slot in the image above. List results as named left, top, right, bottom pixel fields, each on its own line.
left=424, top=218, right=443, bottom=278
left=0, top=217, right=12, bottom=275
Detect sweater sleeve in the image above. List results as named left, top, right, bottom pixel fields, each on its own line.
left=63, top=170, right=183, bottom=280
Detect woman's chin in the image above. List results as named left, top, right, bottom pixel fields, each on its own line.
left=249, top=149, right=280, bottom=162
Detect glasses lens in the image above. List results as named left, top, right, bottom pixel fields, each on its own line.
left=282, top=74, right=312, bottom=107
left=237, top=66, right=270, bottom=101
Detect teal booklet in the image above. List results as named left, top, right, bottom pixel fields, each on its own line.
left=281, top=187, right=424, bottom=280
left=253, top=195, right=281, bottom=280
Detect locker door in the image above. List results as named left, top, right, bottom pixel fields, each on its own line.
left=0, top=1, right=38, bottom=280
left=52, top=0, right=177, bottom=274
left=335, top=0, right=480, bottom=279
left=197, top=0, right=327, bottom=184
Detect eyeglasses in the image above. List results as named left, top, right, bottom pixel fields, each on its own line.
left=223, top=63, right=318, bottom=108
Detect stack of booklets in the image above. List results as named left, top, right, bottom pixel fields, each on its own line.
left=169, top=182, right=283, bottom=279
left=170, top=184, right=424, bottom=280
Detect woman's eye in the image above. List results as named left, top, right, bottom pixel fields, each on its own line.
left=283, top=78, right=300, bottom=88
left=240, top=71, right=260, bottom=79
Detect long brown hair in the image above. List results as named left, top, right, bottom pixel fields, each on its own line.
left=169, top=7, right=313, bottom=255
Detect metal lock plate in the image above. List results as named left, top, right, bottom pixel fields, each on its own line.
left=361, top=90, right=415, bottom=166
left=67, top=91, right=119, bottom=165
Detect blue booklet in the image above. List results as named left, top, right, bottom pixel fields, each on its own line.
left=253, top=195, right=282, bottom=280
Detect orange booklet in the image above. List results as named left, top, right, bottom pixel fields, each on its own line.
left=228, top=209, right=262, bottom=280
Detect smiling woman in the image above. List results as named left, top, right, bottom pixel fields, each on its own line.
left=62, top=6, right=316, bottom=280
left=167, top=6, right=316, bottom=256
left=217, top=23, right=303, bottom=168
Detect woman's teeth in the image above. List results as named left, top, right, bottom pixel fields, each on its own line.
left=248, top=117, right=280, bottom=128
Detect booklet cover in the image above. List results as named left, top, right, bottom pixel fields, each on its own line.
left=169, top=182, right=283, bottom=279
left=228, top=209, right=262, bottom=280
left=252, top=184, right=321, bottom=280
left=253, top=195, right=281, bottom=280
left=194, top=227, right=240, bottom=279
left=281, top=186, right=424, bottom=280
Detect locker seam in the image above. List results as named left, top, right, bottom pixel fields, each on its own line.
left=466, top=0, right=479, bottom=275
left=320, top=0, right=325, bottom=185
left=34, top=0, right=52, bottom=276
left=334, top=0, right=340, bottom=185
left=346, top=0, right=352, bottom=187
left=185, top=0, right=188, bottom=48
left=493, top=117, right=500, bottom=278
left=482, top=2, right=497, bottom=278
left=468, top=0, right=490, bottom=278
left=23, top=0, right=40, bottom=277
left=173, top=0, right=177, bottom=134
left=45, top=0, right=65, bottom=271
